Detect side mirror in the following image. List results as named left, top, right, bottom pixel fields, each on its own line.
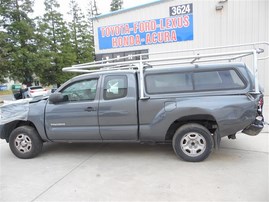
left=49, top=92, right=64, bottom=104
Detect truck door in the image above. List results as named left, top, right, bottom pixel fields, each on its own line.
left=98, top=74, right=138, bottom=140
left=45, top=77, right=102, bottom=141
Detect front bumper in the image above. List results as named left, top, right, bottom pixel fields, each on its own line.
left=242, top=119, right=264, bottom=136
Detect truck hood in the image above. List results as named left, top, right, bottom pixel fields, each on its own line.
left=0, top=97, right=48, bottom=125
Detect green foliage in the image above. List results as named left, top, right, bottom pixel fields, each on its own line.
left=110, top=0, right=123, bottom=12
left=0, top=31, right=10, bottom=82
left=35, top=0, right=76, bottom=86
left=69, top=0, right=94, bottom=64
left=0, top=0, right=37, bottom=86
left=0, top=0, right=95, bottom=86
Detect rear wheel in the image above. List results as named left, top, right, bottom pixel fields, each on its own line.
left=172, top=123, right=213, bottom=162
left=9, top=126, right=43, bottom=159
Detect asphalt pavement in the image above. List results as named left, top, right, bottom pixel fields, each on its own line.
left=0, top=132, right=268, bottom=201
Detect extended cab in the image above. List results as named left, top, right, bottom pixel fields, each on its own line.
left=0, top=62, right=264, bottom=161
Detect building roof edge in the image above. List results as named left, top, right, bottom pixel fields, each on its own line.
left=93, top=0, right=173, bottom=20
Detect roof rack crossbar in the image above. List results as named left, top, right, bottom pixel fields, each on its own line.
left=228, top=52, right=254, bottom=61
left=148, top=56, right=246, bottom=67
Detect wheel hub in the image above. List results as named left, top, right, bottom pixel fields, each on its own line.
left=14, top=134, right=32, bottom=153
left=180, top=132, right=206, bottom=157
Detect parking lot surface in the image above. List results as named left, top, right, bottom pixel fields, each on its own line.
left=0, top=131, right=268, bottom=202
left=1, top=95, right=268, bottom=201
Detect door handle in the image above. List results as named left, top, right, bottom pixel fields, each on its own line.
left=85, top=107, right=96, bottom=112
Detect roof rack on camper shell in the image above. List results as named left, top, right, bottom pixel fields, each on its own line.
left=63, top=42, right=269, bottom=98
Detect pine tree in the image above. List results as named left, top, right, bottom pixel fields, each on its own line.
left=36, top=0, right=76, bottom=87
left=0, top=0, right=37, bottom=86
left=110, top=0, right=123, bottom=12
left=87, top=0, right=100, bottom=35
left=0, top=31, right=10, bottom=83
left=69, top=0, right=94, bottom=64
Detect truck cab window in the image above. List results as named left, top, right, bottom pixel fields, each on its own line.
left=61, top=79, right=98, bottom=102
left=104, top=76, right=128, bottom=100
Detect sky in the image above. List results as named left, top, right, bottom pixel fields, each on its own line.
left=33, top=0, right=157, bottom=20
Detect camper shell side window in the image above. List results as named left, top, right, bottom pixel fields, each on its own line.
left=145, top=68, right=247, bottom=94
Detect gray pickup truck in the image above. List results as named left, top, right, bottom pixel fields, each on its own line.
left=0, top=62, right=264, bottom=161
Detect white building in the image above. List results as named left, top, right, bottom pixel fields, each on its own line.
left=93, top=0, right=268, bottom=97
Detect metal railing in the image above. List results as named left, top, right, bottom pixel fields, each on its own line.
left=63, top=42, right=269, bottom=99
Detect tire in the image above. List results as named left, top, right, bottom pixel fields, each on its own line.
left=172, top=123, right=213, bottom=162
left=9, top=126, right=43, bottom=159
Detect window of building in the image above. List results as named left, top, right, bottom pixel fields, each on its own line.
left=95, top=49, right=149, bottom=62
left=104, top=76, right=128, bottom=100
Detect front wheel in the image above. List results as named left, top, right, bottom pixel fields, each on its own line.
left=9, top=126, right=43, bottom=159
left=172, top=124, right=213, bottom=162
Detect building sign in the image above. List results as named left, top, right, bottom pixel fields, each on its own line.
left=98, top=3, right=193, bottom=50
left=169, top=3, right=193, bottom=16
